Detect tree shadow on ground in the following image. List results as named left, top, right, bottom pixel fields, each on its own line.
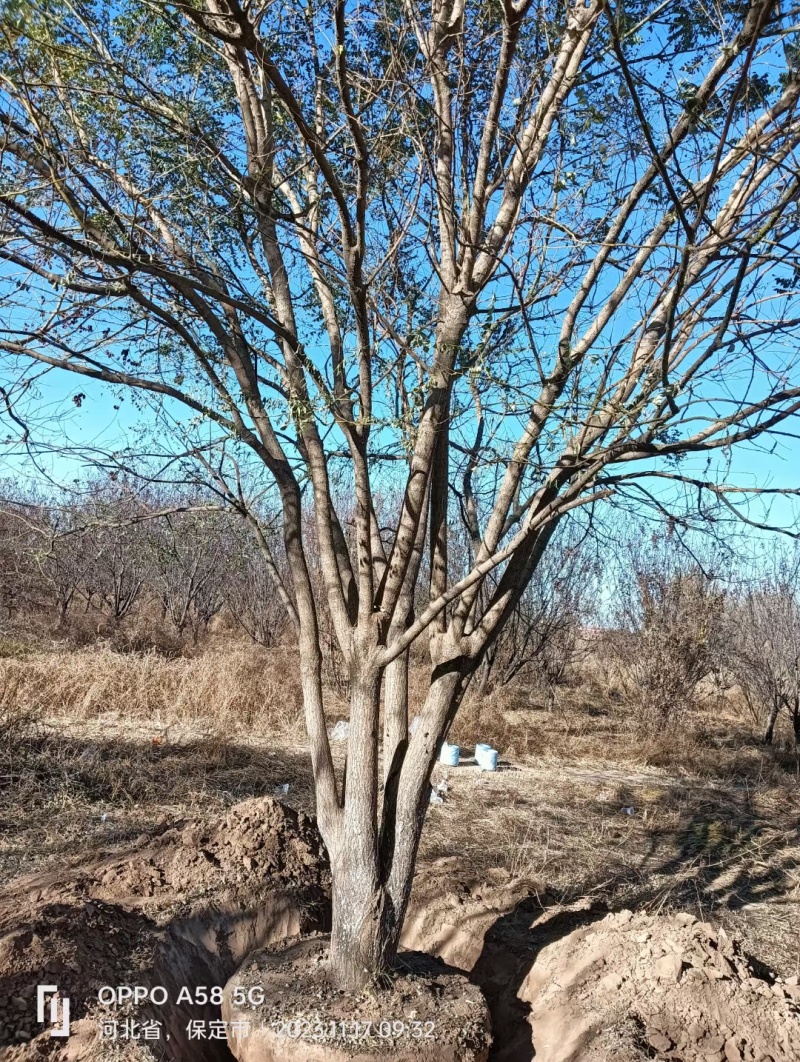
left=472, top=897, right=608, bottom=1062
left=467, top=776, right=800, bottom=1061
left=624, top=780, right=800, bottom=916
left=0, top=730, right=317, bottom=882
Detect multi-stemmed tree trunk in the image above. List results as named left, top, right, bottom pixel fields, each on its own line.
left=3, top=0, right=800, bottom=990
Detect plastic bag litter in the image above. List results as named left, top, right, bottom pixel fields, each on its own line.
left=273, top=783, right=290, bottom=796
left=429, top=788, right=444, bottom=805
left=329, top=720, right=350, bottom=741
left=621, top=805, right=636, bottom=816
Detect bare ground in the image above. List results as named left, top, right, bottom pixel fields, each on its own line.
left=1, top=652, right=798, bottom=1060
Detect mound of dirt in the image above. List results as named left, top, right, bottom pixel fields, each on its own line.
left=521, top=909, right=800, bottom=1062
left=0, top=798, right=329, bottom=1059
left=91, top=796, right=327, bottom=905
left=222, top=935, right=492, bottom=1062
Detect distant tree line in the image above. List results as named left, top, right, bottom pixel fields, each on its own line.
left=1, top=480, right=797, bottom=747
left=0, top=479, right=288, bottom=648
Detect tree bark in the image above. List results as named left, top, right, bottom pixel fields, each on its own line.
left=326, top=659, right=472, bottom=989
left=378, top=666, right=467, bottom=960
left=383, top=649, right=409, bottom=784
left=329, top=853, right=384, bottom=990
left=328, top=661, right=383, bottom=989
left=763, top=695, right=780, bottom=744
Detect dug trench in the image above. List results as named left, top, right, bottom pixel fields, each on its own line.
left=1, top=798, right=798, bottom=1062
left=0, top=798, right=330, bottom=1062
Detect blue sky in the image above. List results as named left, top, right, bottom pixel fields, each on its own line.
left=1, top=0, right=799, bottom=548
left=3, top=362, right=797, bottom=546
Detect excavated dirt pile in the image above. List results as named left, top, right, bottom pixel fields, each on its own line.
left=401, top=864, right=800, bottom=1062
left=0, top=798, right=329, bottom=1060
left=521, top=909, right=800, bottom=1062
left=93, top=797, right=328, bottom=903
left=3, top=815, right=798, bottom=1062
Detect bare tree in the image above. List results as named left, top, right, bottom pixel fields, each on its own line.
left=610, top=536, right=726, bottom=729
left=221, top=519, right=289, bottom=647
left=3, top=0, right=800, bottom=988
left=0, top=487, right=42, bottom=622
left=81, top=486, right=151, bottom=624
left=34, top=509, right=96, bottom=629
left=147, top=508, right=231, bottom=643
left=470, top=529, right=594, bottom=701
left=728, top=548, right=800, bottom=745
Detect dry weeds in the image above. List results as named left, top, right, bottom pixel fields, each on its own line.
left=0, top=643, right=303, bottom=728
left=1, top=639, right=798, bottom=980
left=0, top=643, right=318, bottom=886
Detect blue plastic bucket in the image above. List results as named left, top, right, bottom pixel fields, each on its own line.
left=439, top=742, right=460, bottom=767
left=475, top=743, right=492, bottom=758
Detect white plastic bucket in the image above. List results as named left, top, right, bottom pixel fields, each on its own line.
left=475, top=745, right=498, bottom=771
left=480, top=748, right=498, bottom=771
left=439, top=742, right=460, bottom=766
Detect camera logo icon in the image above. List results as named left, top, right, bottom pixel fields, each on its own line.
left=36, top=985, right=70, bottom=1038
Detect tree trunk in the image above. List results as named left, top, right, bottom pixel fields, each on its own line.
left=328, top=662, right=383, bottom=989
left=329, top=851, right=384, bottom=989
left=472, top=653, right=493, bottom=698
left=383, top=649, right=409, bottom=784
left=324, top=658, right=472, bottom=990
left=763, top=695, right=780, bottom=744
left=378, top=667, right=467, bottom=962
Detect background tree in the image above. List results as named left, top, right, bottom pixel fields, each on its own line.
left=728, top=547, right=800, bottom=745
left=222, top=518, right=289, bottom=648
left=2, top=0, right=800, bottom=989
left=467, top=526, right=595, bottom=701
left=609, top=531, right=727, bottom=730
left=146, top=507, right=232, bottom=642
left=82, top=485, right=151, bottom=624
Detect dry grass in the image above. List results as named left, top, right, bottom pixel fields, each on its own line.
left=450, top=678, right=800, bottom=786
left=0, top=708, right=319, bottom=885
left=0, top=643, right=303, bottom=729
left=1, top=637, right=798, bottom=978
left=420, top=754, right=800, bottom=974
left=0, top=641, right=318, bottom=885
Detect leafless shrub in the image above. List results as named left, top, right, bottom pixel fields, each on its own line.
left=727, top=549, right=800, bottom=746
left=82, top=492, right=151, bottom=624
left=610, top=539, right=725, bottom=731
left=145, top=509, right=232, bottom=642
left=223, top=523, right=290, bottom=647
left=478, top=540, right=596, bottom=703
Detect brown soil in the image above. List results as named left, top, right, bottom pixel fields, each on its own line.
left=222, top=935, right=491, bottom=1062
left=520, top=909, right=800, bottom=1062
left=0, top=798, right=329, bottom=1061
left=402, top=864, right=800, bottom=1062
left=1, top=768, right=794, bottom=1062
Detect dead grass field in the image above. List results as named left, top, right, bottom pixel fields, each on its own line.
left=1, top=640, right=798, bottom=983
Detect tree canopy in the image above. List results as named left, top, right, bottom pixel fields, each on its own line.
left=2, top=0, right=800, bottom=988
